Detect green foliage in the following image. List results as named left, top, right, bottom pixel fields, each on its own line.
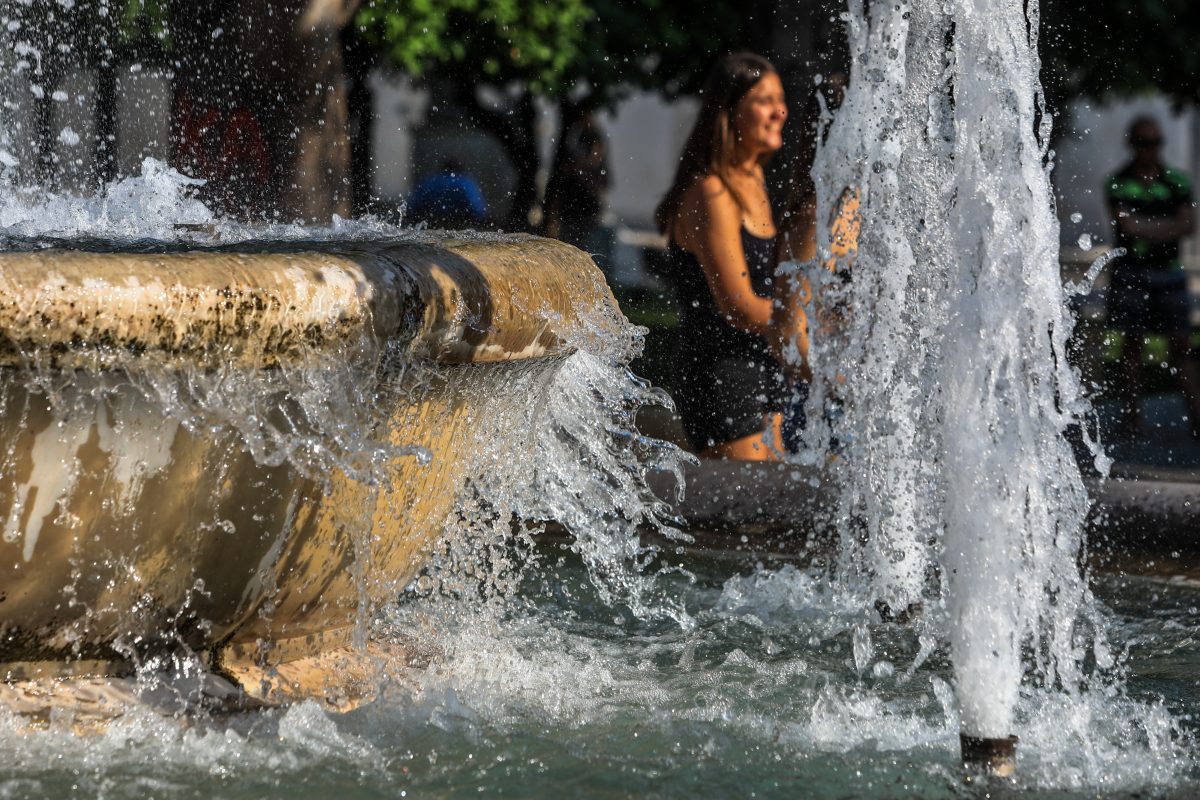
left=356, top=0, right=594, bottom=94
left=8, top=0, right=169, bottom=69
left=117, top=0, right=171, bottom=55
left=1043, top=0, right=1200, bottom=109
left=357, top=0, right=750, bottom=104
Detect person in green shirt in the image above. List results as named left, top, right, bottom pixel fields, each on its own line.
left=1105, top=116, right=1199, bottom=438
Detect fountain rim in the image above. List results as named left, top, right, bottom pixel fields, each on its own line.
left=0, top=234, right=617, bottom=371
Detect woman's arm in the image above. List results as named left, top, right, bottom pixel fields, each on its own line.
left=684, top=175, right=775, bottom=338
left=1112, top=202, right=1195, bottom=243
left=772, top=196, right=817, bottom=381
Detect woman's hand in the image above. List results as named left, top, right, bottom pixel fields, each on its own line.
left=771, top=258, right=815, bottom=382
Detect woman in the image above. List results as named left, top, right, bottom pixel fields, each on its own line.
left=656, top=52, right=789, bottom=460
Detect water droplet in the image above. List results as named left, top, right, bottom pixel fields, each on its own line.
left=1077, top=233, right=1093, bottom=250
left=1070, top=212, right=1083, bottom=224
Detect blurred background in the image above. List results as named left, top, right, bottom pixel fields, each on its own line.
left=4, top=0, right=1200, bottom=467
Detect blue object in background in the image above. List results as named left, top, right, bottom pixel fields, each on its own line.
left=407, top=160, right=487, bottom=229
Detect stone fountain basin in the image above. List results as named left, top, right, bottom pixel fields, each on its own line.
left=0, top=236, right=614, bottom=699
left=645, top=460, right=1200, bottom=576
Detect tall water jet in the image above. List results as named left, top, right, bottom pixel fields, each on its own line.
left=797, top=0, right=1106, bottom=774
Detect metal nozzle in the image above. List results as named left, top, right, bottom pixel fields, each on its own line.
left=960, top=733, right=1018, bottom=777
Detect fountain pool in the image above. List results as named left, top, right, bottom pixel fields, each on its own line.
left=1, top=0, right=1199, bottom=795
left=0, top=551, right=1196, bottom=797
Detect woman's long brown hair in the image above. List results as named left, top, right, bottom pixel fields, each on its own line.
left=654, top=51, right=778, bottom=236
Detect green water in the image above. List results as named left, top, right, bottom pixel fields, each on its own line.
left=2, top=551, right=1197, bottom=799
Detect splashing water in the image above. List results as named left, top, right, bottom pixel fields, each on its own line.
left=4, top=557, right=1194, bottom=797
left=0, top=43, right=688, bottom=694
left=1, top=1, right=1198, bottom=796
left=794, top=0, right=1109, bottom=740
left=0, top=156, right=453, bottom=245
left=0, top=0, right=692, bottom=691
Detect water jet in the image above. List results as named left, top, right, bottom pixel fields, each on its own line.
left=791, top=0, right=1110, bottom=779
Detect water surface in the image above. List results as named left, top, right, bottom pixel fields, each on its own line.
left=3, top=549, right=1195, bottom=799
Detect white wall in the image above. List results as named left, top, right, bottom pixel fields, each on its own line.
left=1054, top=96, right=1196, bottom=255
left=115, top=69, right=172, bottom=175
left=601, top=92, right=699, bottom=229
left=369, top=71, right=427, bottom=201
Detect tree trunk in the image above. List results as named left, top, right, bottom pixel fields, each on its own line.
left=344, top=29, right=375, bottom=216
left=542, top=97, right=587, bottom=237
left=505, top=92, right=540, bottom=231
left=94, top=61, right=118, bottom=187
left=33, top=91, right=55, bottom=186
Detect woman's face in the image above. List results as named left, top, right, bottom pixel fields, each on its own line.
left=733, top=72, right=788, bottom=156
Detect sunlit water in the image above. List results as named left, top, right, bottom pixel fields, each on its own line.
left=0, top=552, right=1195, bottom=798
left=784, top=0, right=1119, bottom=744
left=1, top=1, right=1198, bottom=795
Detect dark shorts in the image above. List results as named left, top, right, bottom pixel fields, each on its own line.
left=673, top=354, right=786, bottom=451
left=781, top=380, right=809, bottom=453
left=781, top=380, right=847, bottom=456
left=1107, top=268, right=1191, bottom=334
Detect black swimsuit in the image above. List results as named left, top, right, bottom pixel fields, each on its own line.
left=667, top=228, right=787, bottom=450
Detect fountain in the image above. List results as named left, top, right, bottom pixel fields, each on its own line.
left=0, top=0, right=1197, bottom=796
left=0, top=0, right=680, bottom=716
left=0, top=231, right=653, bottom=705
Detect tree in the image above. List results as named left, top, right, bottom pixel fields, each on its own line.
left=352, top=0, right=591, bottom=227
left=355, top=0, right=756, bottom=229
left=2, top=0, right=158, bottom=185
left=1042, top=0, right=1200, bottom=113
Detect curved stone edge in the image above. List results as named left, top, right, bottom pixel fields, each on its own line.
left=0, top=235, right=620, bottom=370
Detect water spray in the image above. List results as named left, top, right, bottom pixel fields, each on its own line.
left=803, top=0, right=1106, bottom=779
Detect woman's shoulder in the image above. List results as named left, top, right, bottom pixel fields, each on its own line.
left=681, top=174, right=740, bottom=217
left=673, top=171, right=727, bottom=198
left=695, top=173, right=727, bottom=195
left=671, top=173, right=740, bottom=247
